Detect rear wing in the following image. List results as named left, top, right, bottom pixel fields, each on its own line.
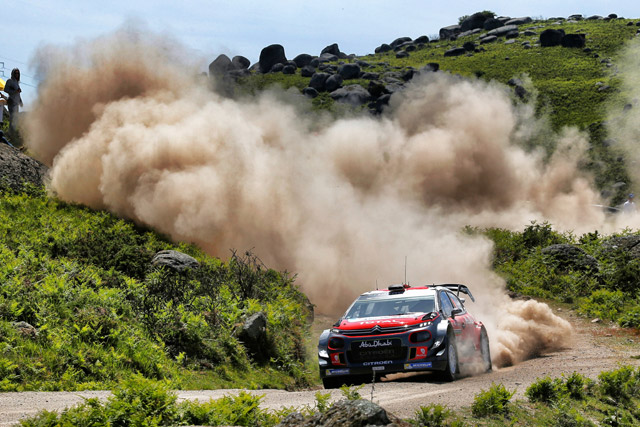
left=437, top=283, right=475, bottom=303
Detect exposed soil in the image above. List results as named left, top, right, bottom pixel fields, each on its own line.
left=1, top=305, right=638, bottom=425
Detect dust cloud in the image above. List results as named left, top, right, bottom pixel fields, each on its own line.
left=22, top=26, right=622, bottom=368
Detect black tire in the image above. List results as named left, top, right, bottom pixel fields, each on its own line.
left=480, top=327, right=492, bottom=373
left=438, top=330, right=460, bottom=382
left=322, top=376, right=344, bottom=389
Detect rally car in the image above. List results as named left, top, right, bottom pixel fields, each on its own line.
left=317, top=283, right=491, bottom=388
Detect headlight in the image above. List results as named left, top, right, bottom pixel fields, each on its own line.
left=410, top=330, right=432, bottom=343
left=318, top=349, right=329, bottom=358
left=419, top=322, right=432, bottom=327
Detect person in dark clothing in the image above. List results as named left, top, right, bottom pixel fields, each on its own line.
left=3, top=68, right=23, bottom=138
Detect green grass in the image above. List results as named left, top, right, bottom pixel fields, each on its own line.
left=0, top=187, right=315, bottom=391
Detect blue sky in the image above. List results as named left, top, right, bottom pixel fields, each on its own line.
left=4, top=1, right=638, bottom=107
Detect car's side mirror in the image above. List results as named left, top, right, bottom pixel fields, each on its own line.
left=451, top=308, right=463, bottom=318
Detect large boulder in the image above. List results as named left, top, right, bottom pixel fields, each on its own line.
left=375, top=43, right=392, bottom=54
left=231, top=55, right=250, bottom=70
left=460, top=12, right=491, bottom=31
left=208, top=54, right=235, bottom=76
left=276, top=399, right=409, bottom=427
left=0, top=144, right=48, bottom=191
left=338, top=63, right=361, bottom=80
left=487, top=24, right=518, bottom=37
left=321, top=43, right=341, bottom=57
left=293, top=53, right=314, bottom=68
left=309, top=72, right=330, bottom=91
left=541, top=244, right=598, bottom=271
left=484, top=18, right=504, bottom=30
left=540, top=29, right=566, bottom=47
left=439, top=24, right=461, bottom=40
left=330, top=85, right=371, bottom=106
left=239, top=312, right=269, bottom=361
left=390, top=37, right=412, bottom=49
left=601, top=235, right=640, bottom=259
left=151, top=250, right=200, bottom=272
left=505, top=17, right=532, bottom=25
left=325, top=74, right=344, bottom=92
left=562, top=33, right=586, bottom=48
left=444, top=47, right=467, bottom=56
left=259, top=44, right=287, bottom=73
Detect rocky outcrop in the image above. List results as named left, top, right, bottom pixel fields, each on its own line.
left=540, top=29, right=566, bottom=46
left=541, top=244, right=598, bottom=271
left=239, top=311, right=269, bottom=361
left=0, top=143, right=48, bottom=192
left=151, top=250, right=200, bottom=272
left=276, top=399, right=411, bottom=427
left=259, top=44, right=287, bottom=73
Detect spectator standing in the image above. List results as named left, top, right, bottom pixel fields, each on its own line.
left=3, top=68, right=23, bottom=139
left=622, top=193, right=636, bottom=213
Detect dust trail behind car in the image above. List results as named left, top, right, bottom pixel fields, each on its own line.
left=21, top=23, right=635, bottom=370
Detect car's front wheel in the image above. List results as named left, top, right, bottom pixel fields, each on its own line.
left=438, top=330, right=460, bottom=382
left=322, top=376, right=344, bottom=389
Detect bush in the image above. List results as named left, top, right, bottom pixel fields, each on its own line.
left=471, top=383, right=515, bottom=417
left=578, top=289, right=625, bottom=321
left=597, top=365, right=640, bottom=404
left=526, top=376, right=563, bottom=404
left=411, top=404, right=457, bottom=427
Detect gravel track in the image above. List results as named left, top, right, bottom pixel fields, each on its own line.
left=1, top=308, right=638, bottom=425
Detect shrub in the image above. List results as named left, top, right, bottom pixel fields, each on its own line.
left=471, top=383, right=515, bottom=417
left=578, top=289, right=625, bottom=321
left=526, top=376, right=563, bottom=404
left=340, top=383, right=365, bottom=400
left=597, top=365, right=640, bottom=404
left=618, top=305, right=640, bottom=328
left=411, top=404, right=455, bottom=427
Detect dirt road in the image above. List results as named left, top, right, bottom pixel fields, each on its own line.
left=1, top=308, right=638, bottom=425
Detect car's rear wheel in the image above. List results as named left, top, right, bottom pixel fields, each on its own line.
left=480, top=327, right=492, bottom=373
left=438, top=330, right=459, bottom=382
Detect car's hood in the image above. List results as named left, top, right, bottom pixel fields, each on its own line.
left=336, top=314, right=426, bottom=330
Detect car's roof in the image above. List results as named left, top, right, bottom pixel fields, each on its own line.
left=356, top=286, right=436, bottom=300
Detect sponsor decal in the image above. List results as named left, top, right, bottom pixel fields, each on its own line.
left=412, top=346, right=428, bottom=359
left=404, top=362, right=433, bottom=370
left=362, top=360, right=393, bottom=366
left=358, top=339, right=393, bottom=349
left=372, top=366, right=385, bottom=371
left=327, top=368, right=350, bottom=376
left=331, top=353, right=341, bottom=364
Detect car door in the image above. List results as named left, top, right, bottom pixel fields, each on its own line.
left=439, top=291, right=463, bottom=339
left=447, top=291, right=476, bottom=348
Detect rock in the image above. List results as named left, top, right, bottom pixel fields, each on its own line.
left=390, top=37, right=412, bottom=49
left=424, top=62, right=439, bottom=72
left=208, top=54, right=235, bottom=76
left=484, top=18, right=504, bottom=30
left=13, top=321, right=37, bottom=339
left=325, top=74, right=344, bottom=92
left=414, top=35, right=429, bottom=44
left=367, top=80, right=387, bottom=98
left=270, top=63, right=285, bottom=73
left=541, top=244, right=598, bottom=271
left=231, top=55, right=250, bottom=70
left=275, top=399, right=410, bottom=427
left=282, top=65, right=296, bottom=75
left=293, top=53, right=314, bottom=68
left=361, top=72, right=380, bottom=80
left=587, top=15, right=603, bottom=20
left=540, top=29, right=566, bottom=47
left=562, top=34, right=586, bottom=48
left=505, top=17, right=532, bottom=25
left=151, top=250, right=200, bottom=272
left=592, top=318, right=602, bottom=323
left=309, top=72, right=330, bottom=91
left=369, top=93, right=391, bottom=114
left=330, top=84, right=372, bottom=106
left=439, top=24, right=461, bottom=40
left=460, top=12, right=491, bottom=32
left=321, top=43, right=341, bottom=57
left=463, top=41, right=476, bottom=51
left=0, top=144, right=49, bottom=191
left=524, top=30, right=537, bottom=36
left=487, top=24, right=519, bottom=37
left=319, top=52, right=339, bottom=62
left=239, top=312, right=269, bottom=361
left=338, top=63, right=361, bottom=80
left=259, top=44, right=287, bottom=73
left=568, top=14, right=584, bottom=21
left=444, top=47, right=467, bottom=56
left=601, top=235, right=640, bottom=258
left=395, top=51, right=409, bottom=58
left=302, top=87, right=318, bottom=98
left=300, top=65, right=316, bottom=77
left=479, top=36, right=498, bottom=44
left=375, top=43, right=392, bottom=54
left=505, top=30, right=520, bottom=39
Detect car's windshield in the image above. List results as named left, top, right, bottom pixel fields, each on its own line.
left=345, top=295, right=436, bottom=319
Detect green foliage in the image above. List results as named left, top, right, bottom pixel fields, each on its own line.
left=314, top=391, right=332, bottom=413
left=597, top=365, right=640, bottom=404
left=526, top=376, right=564, bottom=404
left=0, top=191, right=313, bottom=391
left=339, top=383, right=364, bottom=400
left=578, top=289, right=625, bottom=321
left=471, top=382, right=515, bottom=417
left=411, top=404, right=459, bottom=427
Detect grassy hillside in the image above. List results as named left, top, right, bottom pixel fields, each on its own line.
left=236, top=17, right=640, bottom=204
left=0, top=186, right=314, bottom=391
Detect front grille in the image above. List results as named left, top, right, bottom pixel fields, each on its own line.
left=340, top=325, right=410, bottom=336
left=346, top=339, right=407, bottom=363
